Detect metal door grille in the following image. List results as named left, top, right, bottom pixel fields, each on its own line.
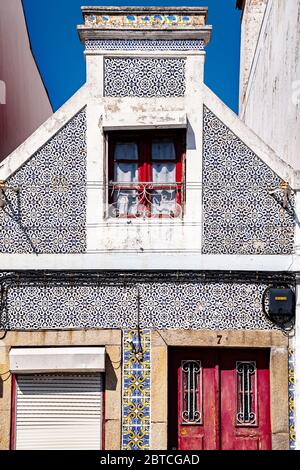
left=181, top=360, right=202, bottom=424
left=236, top=362, right=257, bottom=426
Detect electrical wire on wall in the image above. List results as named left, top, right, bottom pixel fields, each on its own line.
left=262, top=283, right=296, bottom=335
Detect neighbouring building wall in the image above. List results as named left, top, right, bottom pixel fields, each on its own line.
left=238, top=0, right=268, bottom=113
left=0, top=0, right=52, bottom=162
left=238, top=0, right=300, bottom=170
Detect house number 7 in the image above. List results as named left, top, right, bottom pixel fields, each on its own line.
left=217, top=335, right=222, bottom=344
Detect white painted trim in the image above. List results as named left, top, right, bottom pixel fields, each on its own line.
left=0, top=253, right=295, bottom=272
left=102, top=112, right=187, bottom=130
left=78, top=28, right=212, bottom=44
left=0, top=85, right=88, bottom=181
left=80, top=6, right=209, bottom=13
left=9, top=347, right=106, bottom=373
left=85, top=50, right=205, bottom=57
left=203, top=84, right=298, bottom=188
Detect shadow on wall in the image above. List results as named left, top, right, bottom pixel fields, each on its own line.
left=105, top=354, right=118, bottom=391
left=2, top=190, right=39, bottom=254
left=187, top=120, right=196, bottom=150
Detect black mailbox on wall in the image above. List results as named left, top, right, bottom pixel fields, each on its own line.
left=269, top=288, right=295, bottom=319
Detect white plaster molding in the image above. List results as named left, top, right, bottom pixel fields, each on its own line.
left=80, top=6, right=209, bottom=13
left=0, top=85, right=88, bottom=181
left=102, top=112, right=187, bottom=130
left=203, top=84, right=297, bottom=188
left=85, top=50, right=205, bottom=57
left=103, top=97, right=186, bottom=126
left=0, top=253, right=295, bottom=272
left=184, top=54, right=205, bottom=249
left=9, top=347, right=106, bottom=373
left=78, top=28, right=213, bottom=44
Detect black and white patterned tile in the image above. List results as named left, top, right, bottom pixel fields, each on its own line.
left=0, top=109, right=87, bottom=254
left=202, top=107, right=295, bottom=255
left=86, top=39, right=204, bottom=51
left=104, top=57, right=186, bottom=98
left=2, top=279, right=278, bottom=331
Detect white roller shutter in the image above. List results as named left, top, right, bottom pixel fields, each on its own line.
left=14, top=373, right=103, bottom=450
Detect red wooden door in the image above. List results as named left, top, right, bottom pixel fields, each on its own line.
left=220, top=349, right=271, bottom=450
left=169, top=348, right=271, bottom=450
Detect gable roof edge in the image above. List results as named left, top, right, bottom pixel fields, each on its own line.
left=0, top=84, right=88, bottom=181
left=203, top=84, right=298, bottom=189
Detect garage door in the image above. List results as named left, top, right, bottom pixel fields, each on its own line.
left=13, top=373, right=104, bottom=450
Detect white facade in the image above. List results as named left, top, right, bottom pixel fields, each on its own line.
left=0, top=61, right=297, bottom=268
left=0, top=5, right=298, bottom=450
left=238, top=0, right=268, bottom=113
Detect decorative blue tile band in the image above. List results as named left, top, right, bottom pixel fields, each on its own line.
left=84, top=13, right=205, bottom=29
left=85, top=39, right=205, bottom=51
left=2, top=280, right=279, bottom=331
left=0, top=109, right=87, bottom=254
left=289, top=348, right=296, bottom=450
left=202, top=106, right=295, bottom=255
left=122, top=329, right=151, bottom=450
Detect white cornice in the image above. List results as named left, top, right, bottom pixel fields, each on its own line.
left=81, top=7, right=209, bottom=14
left=77, top=27, right=213, bottom=44
left=0, top=253, right=296, bottom=272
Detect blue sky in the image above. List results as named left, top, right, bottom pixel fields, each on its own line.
left=22, top=0, right=241, bottom=113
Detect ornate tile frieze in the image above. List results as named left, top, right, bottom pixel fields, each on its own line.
left=2, top=284, right=137, bottom=330
left=202, top=106, right=295, bottom=255
left=139, top=281, right=278, bottom=330
left=85, top=14, right=205, bottom=29
left=122, top=329, right=151, bottom=450
left=104, top=57, right=186, bottom=98
left=0, top=110, right=87, bottom=254
left=1, top=278, right=280, bottom=331
left=85, top=39, right=204, bottom=51
left=289, top=348, right=296, bottom=450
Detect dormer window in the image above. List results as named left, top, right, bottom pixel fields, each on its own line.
left=108, top=130, right=185, bottom=218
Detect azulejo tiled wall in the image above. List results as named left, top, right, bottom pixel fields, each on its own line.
left=104, top=57, right=186, bottom=98
left=122, top=329, right=151, bottom=450
left=2, top=277, right=282, bottom=331
left=0, top=109, right=87, bottom=254
left=3, top=283, right=137, bottom=330
left=85, top=39, right=204, bottom=51
left=202, top=107, right=295, bottom=255
left=1, top=272, right=295, bottom=451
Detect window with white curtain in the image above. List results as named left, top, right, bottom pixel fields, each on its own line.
left=108, top=131, right=185, bottom=218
